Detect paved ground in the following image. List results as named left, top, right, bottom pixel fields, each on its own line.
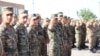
left=71, top=48, right=100, bottom=56
left=71, top=44, right=100, bottom=56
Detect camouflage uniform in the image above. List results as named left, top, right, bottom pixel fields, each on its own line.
left=80, top=23, right=86, bottom=48
left=64, top=25, right=72, bottom=56
left=69, top=25, right=75, bottom=47
left=0, top=23, right=18, bottom=56
left=42, top=25, right=49, bottom=56
left=27, top=26, right=40, bottom=56
left=36, top=23, right=45, bottom=56
left=14, top=23, right=29, bottom=56
left=86, top=22, right=96, bottom=50
left=75, top=23, right=82, bottom=49
left=47, top=24, right=62, bottom=56
left=57, top=22, right=66, bottom=56
left=0, top=34, right=4, bottom=56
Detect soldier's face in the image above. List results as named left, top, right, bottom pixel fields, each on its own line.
left=19, top=15, right=28, bottom=24
left=30, top=18, right=37, bottom=26
left=3, top=12, right=13, bottom=24
left=11, top=16, right=17, bottom=24
left=62, top=19, right=67, bottom=25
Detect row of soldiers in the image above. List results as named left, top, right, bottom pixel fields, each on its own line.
left=0, top=6, right=99, bottom=56
left=0, top=6, right=73, bottom=56
left=0, top=6, right=49, bottom=56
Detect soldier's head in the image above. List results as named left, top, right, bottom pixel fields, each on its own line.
left=50, top=14, right=58, bottom=24
left=36, top=13, right=41, bottom=23
left=18, top=9, right=28, bottom=25
left=2, top=6, right=13, bottom=24
left=61, top=16, right=67, bottom=25
left=93, top=21, right=97, bottom=27
left=11, top=14, right=18, bottom=25
left=58, top=12, right=63, bottom=22
left=29, top=14, right=39, bottom=26
left=76, top=20, right=81, bottom=27
left=42, top=18, right=50, bottom=27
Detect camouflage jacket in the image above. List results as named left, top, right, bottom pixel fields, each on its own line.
left=14, top=23, right=29, bottom=53
left=27, top=26, right=40, bottom=51
left=0, top=23, right=18, bottom=52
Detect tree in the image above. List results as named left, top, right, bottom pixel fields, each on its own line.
left=77, top=9, right=97, bottom=21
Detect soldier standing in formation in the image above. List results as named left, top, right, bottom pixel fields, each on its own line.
left=86, top=20, right=97, bottom=53
left=27, top=14, right=40, bottom=56
left=47, top=14, right=61, bottom=56
left=0, top=6, right=18, bottom=56
left=75, top=21, right=82, bottom=50
left=14, top=9, right=29, bottom=56
left=35, top=14, right=46, bottom=56
left=61, top=16, right=72, bottom=56
left=42, top=18, right=50, bottom=56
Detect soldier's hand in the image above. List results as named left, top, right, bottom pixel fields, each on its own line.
left=15, top=51, right=19, bottom=56
left=2, top=51, right=6, bottom=56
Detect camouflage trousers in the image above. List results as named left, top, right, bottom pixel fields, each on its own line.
left=39, top=43, right=47, bottom=56
left=47, top=44, right=61, bottom=56
left=87, top=35, right=97, bottom=49
left=81, top=34, right=86, bottom=46
left=19, top=51, right=30, bottom=56
left=75, top=34, right=82, bottom=47
left=30, top=46, right=40, bottom=56
left=6, top=52, right=17, bottom=56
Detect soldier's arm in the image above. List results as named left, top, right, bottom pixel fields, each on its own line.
left=0, top=28, right=6, bottom=56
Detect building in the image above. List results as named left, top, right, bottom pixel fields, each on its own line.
left=0, top=1, right=24, bottom=14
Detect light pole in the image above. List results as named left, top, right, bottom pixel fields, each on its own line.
left=99, top=2, right=100, bottom=19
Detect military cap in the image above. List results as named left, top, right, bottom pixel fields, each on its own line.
left=58, top=12, right=63, bottom=14
left=58, top=12, right=63, bottom=17
left=44, top=18, right=50, bottom=22
left=51, top=14, right=58, bottom=19
left=2, top=6, right=13, bottom=14
left=30, top=13, right=39, bottom=20
left=18, top=9, right=28, bottom=16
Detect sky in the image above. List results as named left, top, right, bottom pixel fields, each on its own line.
left=2, top=0, right=100, bottom=19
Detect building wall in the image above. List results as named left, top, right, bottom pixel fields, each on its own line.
left=0, top=1, right=24, bottom=14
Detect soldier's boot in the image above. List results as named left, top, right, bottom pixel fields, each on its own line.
left=77, top=46, right=82, bottom=50
left=90, top=48, right=97, bottom=53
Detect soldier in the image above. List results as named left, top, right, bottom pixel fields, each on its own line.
left=92, top=21, right=99, bottom=50
left=47, top=14, right=61, bottom=56
left=0, top=6, right=18, bottom=56
left=27, top=14, right=40, bottom=56
left=14, top=9, right=29, bottom=56
left=80, top=20, right=87, bottom=49
left=61, top=16, right=72, bottom=56
left=70, top=20, right=76, bottom=48
left=35, top=14, right=45, bottom=56
left=10, top=14, right=18, bottom=27
left=57, top=12, right=66, bottom=56
left=86, top=20, right=96, bottom=53
left=42, top=18, right=50, bottom=56
left=75, top=21, right=82, bottom=50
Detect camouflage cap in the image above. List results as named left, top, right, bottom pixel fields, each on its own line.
left=2, top=6, right=13, bottom=14
left=18, top=9, right=28, bottom=16
left=58, top=12, right=63, bottom=17
left=44, top=18, right=50, bottom=22
left=30, top=13, right=39, bottom=20
left=51, top=14, right=58, bottom=19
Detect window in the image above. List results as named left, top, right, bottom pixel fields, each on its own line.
left=13, top=8, right=19, bottom=15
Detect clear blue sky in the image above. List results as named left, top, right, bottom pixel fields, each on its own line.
left=4, top=0, right=100, bottom=19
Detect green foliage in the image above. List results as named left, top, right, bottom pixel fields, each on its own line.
left=77, top=9, right=97, bottom=21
